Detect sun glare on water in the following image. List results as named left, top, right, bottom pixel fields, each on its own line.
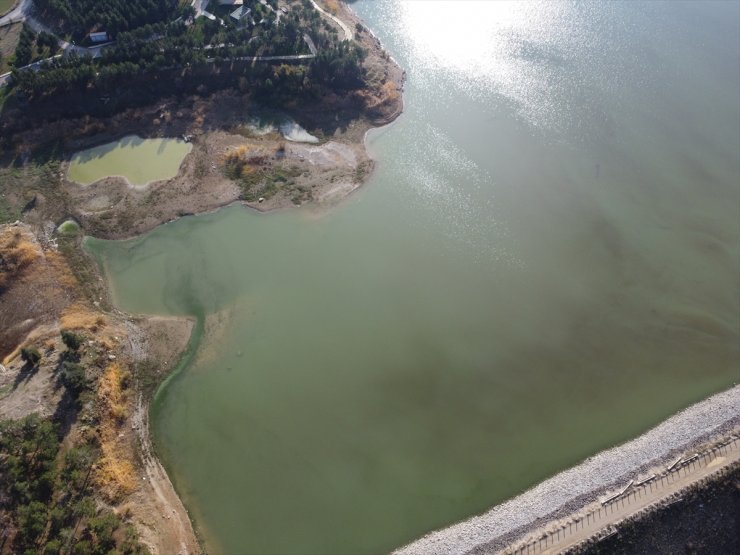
left=397, top=0, right=586, bottom=130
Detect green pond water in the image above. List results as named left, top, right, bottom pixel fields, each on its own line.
left=68, top=135, right=192, bottom=187
left=86, top=1, right=740, bottom=554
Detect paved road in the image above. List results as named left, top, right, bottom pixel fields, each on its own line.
left=206, top=53, right=314, bottom=63
left=25, top=15, right=104, bottom=56
left=0, top=0, right=103, bottom=56
left=0, top=0, right=28, bottom=28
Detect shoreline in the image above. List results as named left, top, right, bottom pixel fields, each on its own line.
left=3, top=3, right=735, bottom=555
left=66, top=134, right=193, bottom=190
left=80, top=4, right=406, bottom=552
left=394, top=384, right=740, bottom=555
left=0, top=2, right=405, bottom=551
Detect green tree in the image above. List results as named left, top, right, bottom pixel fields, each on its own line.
left=20, top=346, right=42, bottom=366
left=17, top=500, right=48, bottom=541
left=61, top=361, right=87, bottom=395
left=61, top=330, right=83, bottom=352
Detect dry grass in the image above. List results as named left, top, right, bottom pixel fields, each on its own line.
left=359, top=80, right=401, bottom=113
left=0, top=225, right=78, bottom=357
left=95, top=362, right=137, bottom=501
left=223, top=144, right=270, bottom=178
left=60, top=302, right=107, bottom=332
left=0, top=227, right=42, bottom=290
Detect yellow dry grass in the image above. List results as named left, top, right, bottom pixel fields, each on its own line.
left=223, top=143, right=270, bottom=178
left=1, top=323, right=59, bottom=366
left=223, top=144, right=260, bottom=163
left=60, top=302, right=107, bottom=332
left=95, top=362, right=136, bottom=501
left=45, top=250, right=78, bottom=290
left=0, top=228, right=42, bottom=290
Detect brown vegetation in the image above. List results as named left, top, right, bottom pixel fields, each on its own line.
left=95, top=362, right=137, bottom=502
left=0, top=223, right=198, bottom=553
left=0, top=226, right=41, bottom=290
left=0, top=225, right=76, bottom=358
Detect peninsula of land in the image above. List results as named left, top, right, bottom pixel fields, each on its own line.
left=0, top=0, right=403, bottom=552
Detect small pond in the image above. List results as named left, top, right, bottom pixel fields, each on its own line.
left=67, top=135, right=192, bottom=187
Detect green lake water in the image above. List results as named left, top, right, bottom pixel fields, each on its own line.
left=68, top=135, right=191, bottom=187
left=86, top=1, right=740, bottom=553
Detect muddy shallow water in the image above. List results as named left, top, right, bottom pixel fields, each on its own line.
left=68, top=135, right=191, bottom=187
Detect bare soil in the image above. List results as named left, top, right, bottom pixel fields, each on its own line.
left=67, top=127, right=373, bottom=239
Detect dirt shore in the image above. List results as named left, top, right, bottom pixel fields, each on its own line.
left=393, top=385, right=740, bottom=555
left=125, top=316, right=200, bottom=555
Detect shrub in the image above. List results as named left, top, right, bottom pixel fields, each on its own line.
left=89, top=511, right=120, bottom=551
left=61, top=362, right=87, bottom=395
left=61, top=330, right=83, bottom=352
left=20, top=347, right=41, bottom=366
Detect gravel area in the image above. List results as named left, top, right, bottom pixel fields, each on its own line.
left=393, top=385, right=740, bottom=555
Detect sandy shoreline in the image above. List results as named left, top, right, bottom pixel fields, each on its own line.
left=394, top=385, right=740, bottom=555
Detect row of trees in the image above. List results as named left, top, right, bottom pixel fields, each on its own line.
left=12, top=25, right=59, bottom=68
left=34, top=0, right=183, bottom=41
left=9, top=0, right=369, bottom=115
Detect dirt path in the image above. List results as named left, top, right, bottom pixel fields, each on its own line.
left=509, top=437, right=740, bottom=555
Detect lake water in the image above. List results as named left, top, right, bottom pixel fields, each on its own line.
left=68, top=135, right=192, bottom=187
left=87, top=1, right=740, bottom=554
